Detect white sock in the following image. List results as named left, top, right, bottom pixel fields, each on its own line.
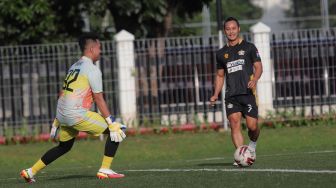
left=248, top=141, right=257, bottom=151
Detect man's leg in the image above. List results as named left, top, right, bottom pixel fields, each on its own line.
left=74, top=111, right=124, bottom=179
left=100, top=129, right=120, bottom=169
left=246, top=116, right=260, bottom=151
left=20, top=138, right=75, bottom=183
left=243, top=94, right=260, bottom=151
left=97, top=129, right=124, bottom=179
left=228, top=112, right=244, bottom=148
left=40, top=138, right=75, bottom=166
left=228, top=112, right=244, bottom=167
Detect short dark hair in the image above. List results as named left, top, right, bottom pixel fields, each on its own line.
left=224, top=17, right=240, bottom=28
left=78, top=33, right=100, bottom=52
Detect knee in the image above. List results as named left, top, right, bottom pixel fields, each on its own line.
left=229, top=118, right=241, bottom=129
left=248, top=124, right=259, bottom=132
left=59, top=139, right=74, bottom=153
left=56, top=144, right=71, bottom=154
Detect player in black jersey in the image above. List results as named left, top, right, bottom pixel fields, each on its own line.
left=210, top=17, right=263, bottom=166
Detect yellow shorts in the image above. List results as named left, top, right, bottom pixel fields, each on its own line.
left=59, top=111, right=108, bottom=142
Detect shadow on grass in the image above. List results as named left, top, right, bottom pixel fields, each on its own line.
left=47, top=174, right=94, bottom=181
left=197, top=162, right=233, bottom=167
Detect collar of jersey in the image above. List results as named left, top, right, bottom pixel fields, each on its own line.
left=227, top=38, right=243, bottom=47
left=81, top=56, right=93, bottom=63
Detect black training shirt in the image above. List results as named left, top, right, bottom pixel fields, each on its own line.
left=216, top=40, right=261, bottom=97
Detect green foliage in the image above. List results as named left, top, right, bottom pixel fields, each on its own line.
left=311, top=111, right=336, bottom=127
left=0, top=0, right=263, bottom=44
left=0, top=0, right=100, bottom=45
left=193, top=113, right=202, bottom=127
left=107, top=0, right=212, bottom=38
left=140, top=116, right=162, bottom=127
left=0, top=0, right=55, bottom=45
left=3, top=122, right=13, bottom=140
left=19, top=118, right=29, bottom=136
left=33, top=124, right=40, bottom=137
left=261, top=109, right=336, bottom=129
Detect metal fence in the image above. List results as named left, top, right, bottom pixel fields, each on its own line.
left=133, top=33, right=252, bottom=125
left=0, top=28, right=335, bottom=136
left=0, top=36, right=225, bottom=134
left=271, top=28, right=336, bottom=116
left=0, top=42, right=120, bottom=135
left=134, top=36, right=221, bottom=125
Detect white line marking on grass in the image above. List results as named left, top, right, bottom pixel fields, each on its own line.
left=2, top=167, right=336, bottom=182
left=2, top=150, right=335, bottom=182
left=186, top=157, right=225, bottom=162
left=126, top=168, right=336, bottom=174
left=306, top=150, right=336, bottom=154
left=259, top=150, right=336, bottom=157
left=184, top=150, right=336, bottom=162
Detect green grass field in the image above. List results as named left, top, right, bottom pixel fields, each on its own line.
left=1, top=125, right=336, bottom=188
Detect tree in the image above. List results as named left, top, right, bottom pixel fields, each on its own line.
left=0, top=0, right=263, bottom=45
left=106, top=0, right=212, bottom=38
left=0, top=0, right=55, bottom=45
left=0, top=0, right=100, bottom=45
left=48, top=0, right=93, bottom=41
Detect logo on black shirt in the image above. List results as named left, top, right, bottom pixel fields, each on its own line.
left=238, top=50, right=245, bottom=56
left=227, top=59, right=245, bottom=73
left=224, top=53, right=229, bottom=59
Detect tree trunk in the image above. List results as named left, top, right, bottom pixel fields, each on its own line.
left=162, top=6, right=173, bottom=37
left=107, top=1, right=139, bottom=35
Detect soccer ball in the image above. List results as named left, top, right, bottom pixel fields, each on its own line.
left=234, top=145, right=256, bottom=167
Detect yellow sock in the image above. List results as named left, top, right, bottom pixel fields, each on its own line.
left=100, top=156, right=113, bottom=169
left=31, top=159, right=46, bottom=175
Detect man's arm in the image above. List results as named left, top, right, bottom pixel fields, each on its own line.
left=248, top=61, right=263, bottom=89
left=210, top=69, right=225, bottom=105
left=93, top=92, right=126, bottom=142
left=93, top=92, right=110, bottom=118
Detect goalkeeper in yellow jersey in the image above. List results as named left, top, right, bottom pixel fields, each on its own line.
left=20, top=33, right=126, bottom=183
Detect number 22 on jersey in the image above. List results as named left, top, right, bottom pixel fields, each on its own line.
left=63, top=69, right=80, bottom=92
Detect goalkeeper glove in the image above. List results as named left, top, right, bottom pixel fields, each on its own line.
left=50, top=118, right=60, bottom=140
left=105, top=116, right=126, bottom=142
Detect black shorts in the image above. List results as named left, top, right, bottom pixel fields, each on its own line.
left=225, top=94, right=258, bottom=119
